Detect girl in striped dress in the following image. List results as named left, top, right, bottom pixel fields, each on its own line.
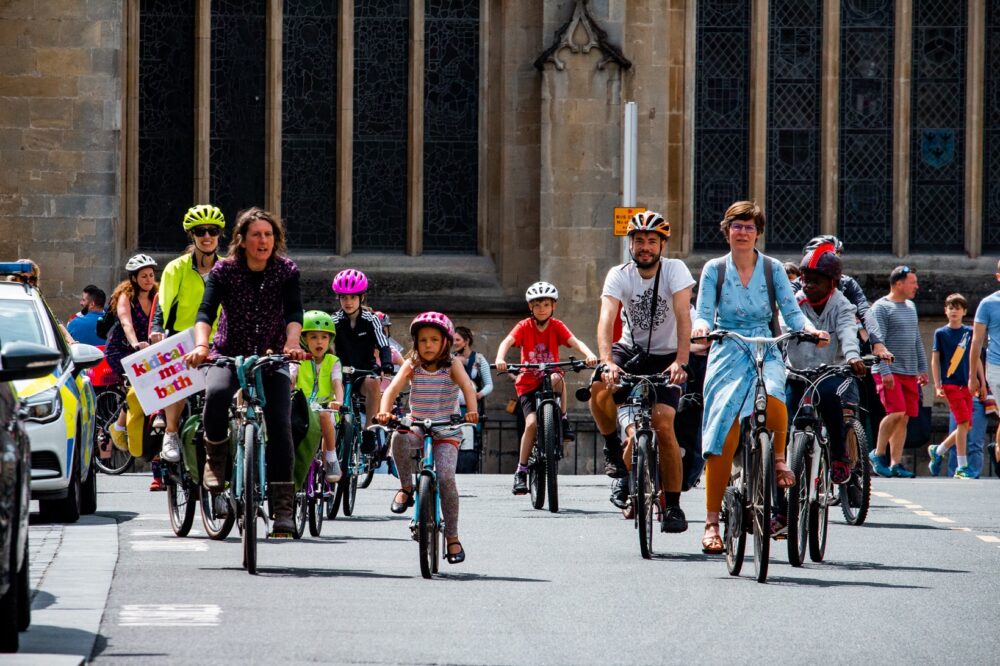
left=377, top=312, right=479, bottom=564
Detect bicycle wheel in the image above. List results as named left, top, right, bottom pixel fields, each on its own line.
left=840, top=417, right=871, bottom=525
left=199, top=486, right=235, bottom=540
left=723, top=485, right=745, bottom=576
left=292, top=489, right=307, bottom=540
left=809, top=448, right=830, bottom=562
left=242, top=423, right=258, bottom=575
left=528, top=450, right=546, bottom=509
left=341, top=433, right=361, bottom=517
left=93, top=387, right=133, bottom=475
left=166, top=475, right=196, bottom=537
left=541, top=403, right=560, bottom=513
left=417, top=474, right=436, bottom=579
left=358, top=462, right=376, bottom=489
left=328, top=423, right=351, bottom=520
left=785, top=431, right=810, bottom=567
left=636, top=433, right=655, bottom=559
left=307, top=464, right=325, bottom=537
left=751, top=430, right=773, bottom=583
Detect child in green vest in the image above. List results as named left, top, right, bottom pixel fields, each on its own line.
left=291, top=310, right=346, bottom=482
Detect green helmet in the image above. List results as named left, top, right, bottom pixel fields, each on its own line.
left=183, top=204, right=226, bottom=231
left=302, top=310, right=336, bottom=337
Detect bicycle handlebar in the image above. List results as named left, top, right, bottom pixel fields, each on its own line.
left=205, top=353, right=293, bottom=372
left=489, top=358, right=588, bottom=374
left=369, top=414, right=464, bottom=432
left=691, top=329, right=820, bottom=345
left=786, top=355, right=878, bottom=383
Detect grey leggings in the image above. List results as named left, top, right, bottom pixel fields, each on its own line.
left=391, top=431, right=460, bottom=538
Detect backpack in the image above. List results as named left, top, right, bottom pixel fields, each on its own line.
left=95, top=308, right=117, bottom=339
left=710, top=253, right=781, bottom=336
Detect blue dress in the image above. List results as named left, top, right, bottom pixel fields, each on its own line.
left=694, top=252, right=806, bottom=457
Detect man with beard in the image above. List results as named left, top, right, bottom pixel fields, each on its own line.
left=588, top=211, right=694, bottom=531
left=66, top=284, right=107, bottom=345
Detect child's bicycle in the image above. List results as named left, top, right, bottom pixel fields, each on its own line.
left=372, top=414, right=465, bottom=579
left=327, top=366, right=383, bottom=519
left=490, top=359, right=587, bottom=513
left=301, top=404, right=339, bottom=536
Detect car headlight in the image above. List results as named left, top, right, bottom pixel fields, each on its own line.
left=23, top=387, right=62, bottom=423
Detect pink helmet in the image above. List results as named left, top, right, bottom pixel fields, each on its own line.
left=410, top=311, right=455, bottom=342
left=331, top=269, right=368, bottom=295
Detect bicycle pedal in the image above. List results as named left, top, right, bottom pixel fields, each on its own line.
left=269, top=531, right=294, bottom=540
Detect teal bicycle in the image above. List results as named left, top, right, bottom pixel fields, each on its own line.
left=328, top=367, right=381, bottom=519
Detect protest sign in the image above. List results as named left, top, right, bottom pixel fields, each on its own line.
left=122, top=328, right=205, bottom=413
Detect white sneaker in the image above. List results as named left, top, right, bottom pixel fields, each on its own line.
left=325, top=457, right=342, bottom=483
left=160, top=432, right=182, bottom=463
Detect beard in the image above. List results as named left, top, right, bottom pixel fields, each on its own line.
left=80, top=306, right=88, bottom=316
left=633, top=254, right=659, bottom=270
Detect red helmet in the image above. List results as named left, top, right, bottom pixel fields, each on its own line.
left=800, top=243, right=842, bottom=282
left=409, top=311, right=455, bottom=342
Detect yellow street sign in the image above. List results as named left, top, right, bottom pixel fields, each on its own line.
left=614, top=207, right=646, bottom=236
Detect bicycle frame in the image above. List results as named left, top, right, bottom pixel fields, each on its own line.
left=411, top=425, right=443, bottom=535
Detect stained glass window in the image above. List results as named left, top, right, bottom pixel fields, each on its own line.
left=210, top=0, right=266, bottom=229
left=693, top=0, right=751, bottom=250
left=282, top=0, right=337, bottom=251
left=838, top=0, right=894, bottom=252
left=138, top=0, right=195, bottom=251
left=909, top=0, right=966, bottom=252
left=984, top=1, right=1000, bottom=251
left=766, top=0, right=821, bottom=251
left=423, top=0, right=479, bottom=254
left=352, top=0, right=408, bottom=252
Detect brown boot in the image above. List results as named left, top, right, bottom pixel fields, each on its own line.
left=269, top=482, right=295, bottom=537
left=202, top=437, right=229, bottom=491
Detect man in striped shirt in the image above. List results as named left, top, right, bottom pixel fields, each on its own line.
left=869, top=266, right=928, bottom=478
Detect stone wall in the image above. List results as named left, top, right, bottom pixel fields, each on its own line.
left=0, top=0, right=121, bottom=314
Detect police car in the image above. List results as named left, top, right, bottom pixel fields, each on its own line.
left=0, top=264, right=103, bottom=523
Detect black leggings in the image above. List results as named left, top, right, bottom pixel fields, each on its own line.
left=202, top=365, right=293, bottom=482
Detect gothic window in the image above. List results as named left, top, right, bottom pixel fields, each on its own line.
left=838, top=0, right=894, bottom=252
left=766, top=0, right=822, bottom=251
left=693, top=0, right=751, bottom=250
left=984, top=1, right=1000, bottom=251
left=138, top=0, right=195, bottom=251
left=352, top=0, right=409, bottom=252
left=210, top=0, right=267, bottom=228
left=282, top=0, right=338, bottom=251
left=909, top=0, right=966, bottom=252
left=423, top=0, right=479, bottom=254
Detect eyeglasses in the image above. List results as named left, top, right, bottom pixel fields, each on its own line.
left=192, top=226, right=222, bottom=238
left=729, top=222, right=757, bottom=233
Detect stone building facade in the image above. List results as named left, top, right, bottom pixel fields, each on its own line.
left=2, top=0, right=998, bottom=435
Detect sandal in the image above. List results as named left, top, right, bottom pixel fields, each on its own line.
left=701, top=523, right=724, bottom=554
left=446, top=540, right=465, bottom=564
left=390, top=488, right=414, bottom=514
left=621, top=498, right=635, bottom=520
left=775, top=463, right=796, bottom=489
left=770, top=513, right=788, bottom=540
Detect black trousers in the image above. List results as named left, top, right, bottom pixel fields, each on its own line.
left=202, top=365, right=293, bottom=482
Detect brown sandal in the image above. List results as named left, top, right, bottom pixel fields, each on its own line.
left=776, top=464, right=796, bottom=489
left=702, top=523, right=724, bottom=554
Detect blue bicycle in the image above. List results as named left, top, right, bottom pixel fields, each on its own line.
left=375, top=414, right=463, bottom=579
left=328, top=367, right=381, bottom=519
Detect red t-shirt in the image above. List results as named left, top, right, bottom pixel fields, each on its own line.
left=510, top=317, right=573, bottom=395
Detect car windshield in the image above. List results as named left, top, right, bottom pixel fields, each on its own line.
left=0, top=299, right=46, bottom=346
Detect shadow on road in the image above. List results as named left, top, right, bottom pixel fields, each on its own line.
left=437, top=572, right=550, bottom=583
left=652, top=552, right=718, bottom=563
left=859, top=521, right=947, bottom=531
left=30, top=589, right=56, bottom=611
left=762, top=576, right=929, bottom=590
left=812, top=560, right=969, bottom=574
left=217, top=566, right=411, bottom=580
left=95, top=510, right=140, bottom=524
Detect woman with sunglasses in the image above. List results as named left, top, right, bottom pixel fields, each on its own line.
left=148, top=204, right=226, bottom=465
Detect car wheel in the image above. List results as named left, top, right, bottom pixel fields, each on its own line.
left=0, top=498, right=22, bottom=652
left=40, top=444, right=82, bottom=524
left=81, top=457, right=97, bottom=515
left=16, top=534, right=29, bottom=632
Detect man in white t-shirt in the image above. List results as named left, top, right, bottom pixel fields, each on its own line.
left=588, top=211, right=694, bottom=533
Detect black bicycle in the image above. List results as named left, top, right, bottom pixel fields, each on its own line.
left=694, top=330, right=819, bottom=583
left=785, top=356, right=876, bottom=566
left=839, top=385, right=873, bottom=527
left=327, top=367, right=382, bottom=520
left=491, top=359, right=587, bottom=513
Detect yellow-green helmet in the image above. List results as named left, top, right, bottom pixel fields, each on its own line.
left=183, top=204, right=226, bottom=231
left=302, top=310, right=336, bottom=337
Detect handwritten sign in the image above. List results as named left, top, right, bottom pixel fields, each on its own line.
left=613, top=207, right=646, bottom=236
left=122, top=328, right=204, bottom=413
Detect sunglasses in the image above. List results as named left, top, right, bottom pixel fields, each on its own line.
left=192, top=226, right=222, bottom=238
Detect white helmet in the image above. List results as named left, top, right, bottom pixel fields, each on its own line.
left=125, top=253, right=157, bottom=273
left=525, top=281, right=559, bottom=302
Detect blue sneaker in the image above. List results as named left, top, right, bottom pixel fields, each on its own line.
left=890, top=463, right=915, bottom=478
left=869, top=450, right=893, bottom=478
left=954, top=465, right=974, bottom=479
left=927, top=444, right=943, bottom=476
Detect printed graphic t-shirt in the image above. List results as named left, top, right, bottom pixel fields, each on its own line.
left=511, top=317, right=573, bottom=395
left=933, top=324, right=972, bottom=386
left=601, top=258, right=695, bottom=355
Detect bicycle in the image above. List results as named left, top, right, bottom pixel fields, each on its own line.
left=91, top=382, right=134, bottom=474
left=302, top=404, right=339, bottom=537
left=208, top=353, right=292, bottom=575
left=784, top=356, right=876, bottom=566
left=374, top=414, right=464, bottom=579
left=327, top=367, right=382, bottom=520
left=162, top=395, right=202, bottom=537
left=694, top=329, right=819, bottom=583
left=490, top=359, right=587, bottom=513
left=839, top=382, right=873, bottom=526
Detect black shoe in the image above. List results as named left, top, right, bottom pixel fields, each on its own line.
left=512, top=471, right=528, bottom=495
left=561, top=416, right=575, bottom=442
left=610, top=478, right=628, bottom=509
left=603, top=446, right=627, bottom=479
left=660, top=505, right=688, bottom=533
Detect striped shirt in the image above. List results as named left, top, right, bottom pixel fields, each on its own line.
left=409, top=365, right=462, bottom=441
left=870, top=296, right=927, bottom=377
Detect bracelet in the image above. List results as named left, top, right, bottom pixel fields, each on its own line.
left=195, top=343, right=209, bottom=350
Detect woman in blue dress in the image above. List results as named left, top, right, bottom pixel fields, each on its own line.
left=690, top=201, right=828, bottom=554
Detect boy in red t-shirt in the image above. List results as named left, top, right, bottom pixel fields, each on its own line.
left=495, top=282, right=597, bottom=495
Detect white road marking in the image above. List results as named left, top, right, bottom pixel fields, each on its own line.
left=130, top=540, right=208, bottom=552
left=929, top=516, right=955, bottom=524
left=135, top=514, right=172, bottom=521
left=872, top=491, right=893, bottom=497
left=976, top=535, right=1000, bottom=543
left=914, top=510, right=934, bottom=516
left=119, top=604, right=221, bottom=627
left=131, top=529, right=204, bottom=537
left=951, top=527, right=972, bottom=532
left=904, top=504, right=923, bottom=509
left=891, top=498, right=913, bottom=504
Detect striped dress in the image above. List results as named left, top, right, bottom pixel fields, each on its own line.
left=409, top=364, right=462, bottom=442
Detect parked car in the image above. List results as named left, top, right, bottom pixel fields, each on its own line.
left=0, top=267, right=103, bottom=523
left=0, top=341, right=62, bottom=652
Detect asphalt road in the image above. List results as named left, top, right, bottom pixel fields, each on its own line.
left=72, top=472, right=1000, bottom=664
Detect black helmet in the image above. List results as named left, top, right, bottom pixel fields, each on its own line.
left=803, top=234, right=844, bottom=255
left=800, top=244, right=843, bottom=282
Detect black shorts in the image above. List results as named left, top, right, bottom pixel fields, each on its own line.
left=518, top=390, right=542, bottom=417
left=610, top=342, right=681, bottom=409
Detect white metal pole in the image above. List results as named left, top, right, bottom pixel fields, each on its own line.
left=622, top=101, right=638, bottom=264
